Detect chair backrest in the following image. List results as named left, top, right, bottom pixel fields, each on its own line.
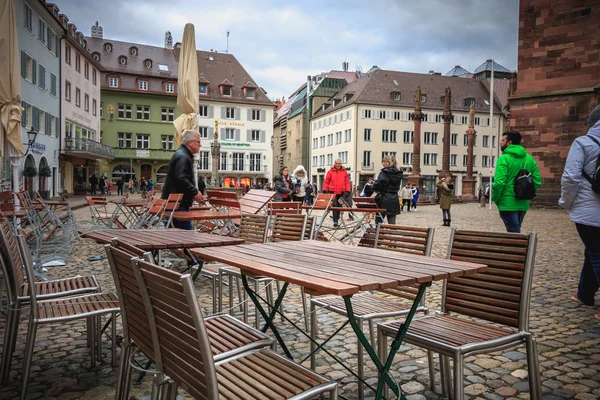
left=0, top=220, right=24, bottom=303
left=443, top=229, right=537, bottom=330
left=358, top=226, right=378, bottom=248
left=239, top=189, right=275, bottom=215
left=0, top=191, right=14, bottom=212
left=304, top=216, right=316, bottom=240
left=163, top=194, right=183, bottom=228
left=272, top=214, right=308, bottom=242
left=206, top=189, right=240, bottom=210
left=131, top=258, right=218, bottom=400
left=353, top=197, right=378, bottom=209
left=105, top=242, right=155, bottom=360
left=239, top=214, right=270, bottom=244
left=311, top=193, right=335, bottom=210
left=86, top=196, right=108, bottom=206
left=267, top=201, right=301, bottom=215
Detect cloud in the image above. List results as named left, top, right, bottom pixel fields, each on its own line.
left=54, top=0, right=518, bottom=99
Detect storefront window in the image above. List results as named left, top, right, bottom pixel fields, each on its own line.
left=156, top=165, right=169, bottom=184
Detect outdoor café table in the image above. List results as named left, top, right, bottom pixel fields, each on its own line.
left=172, top=209, right=242, bottom=232
left=81, top=228, right=244, bottom=280
left=192, top=240, right=486, bottom=400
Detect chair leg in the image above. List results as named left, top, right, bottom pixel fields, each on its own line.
left=236, top=275, right=243, bottom=312
left=525, top=334, right=542, bottom=400
left=217, top=270, right=223, bottom=314
left=111, top=313, right=117, bottom=367
left=115, top=343, right=135, bottom=400
left=96, top=315, right=102, bottom=363
left=300, top=287, right=309, bottom=332
left=453, top=353, right=464, bottom=400
left=427, top=350, right=435, bottom=392
left=211, top=276, right=217, bottom=315
left=19, top=320, right=37, bottom=400
left=357, top=318, right=365, bottom=400
left=440, top=354, right=451, bottom=398
left=368, top=319, right=376, bottom=349
left=276, top=281, right=285, bottom=322
left=310, top=301, right=317, bottom=370
left=377, top=325, right=389, bottom=400
left=254, top=280, right=260, bottom=329
left=0, top=306, right=18, bottom=383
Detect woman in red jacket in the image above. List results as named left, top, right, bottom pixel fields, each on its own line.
left=323, top=159, right=350, bottom=228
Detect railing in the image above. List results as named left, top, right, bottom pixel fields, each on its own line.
left=114, top=147, right=175, bottom=160
left=64, top=137, right=115, bottom=159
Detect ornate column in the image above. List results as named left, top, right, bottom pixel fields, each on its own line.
left=210, top=120, right=221, bottom=187
left=440, top=87, right=453, bottom=179
left=408, top=86, right=425, bottom=195
left=462, top=106, right=477, bottom=200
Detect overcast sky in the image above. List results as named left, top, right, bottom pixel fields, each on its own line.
left=55, top=0, right=519, bottom=100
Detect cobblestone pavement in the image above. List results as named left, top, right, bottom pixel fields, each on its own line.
left=0, top=199, right=599, bottom=399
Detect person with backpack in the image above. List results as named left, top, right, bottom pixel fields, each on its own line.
left=559, top=104, right=600, bottom=319
left=492, top=131, right=542, bottom=233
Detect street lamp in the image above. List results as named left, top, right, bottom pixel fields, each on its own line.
left=24, top=128, right=39, bottom=156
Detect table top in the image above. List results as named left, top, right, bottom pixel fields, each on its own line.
left=191, top=240, right=487, bottom=296
left=81, top=228, right=244, bottom=250
left=172, top=210, right=242, bottom=221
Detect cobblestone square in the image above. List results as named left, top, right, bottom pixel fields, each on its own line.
left=1, top=201, right=599, bottom=399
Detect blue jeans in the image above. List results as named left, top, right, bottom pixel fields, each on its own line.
left=172, top=205, right=192, bottom=230
left=499, top=211, right=527, bottom=233
left=576, top=223, right=600, bottom=306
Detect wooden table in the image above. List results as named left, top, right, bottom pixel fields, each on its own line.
left=171, top=210, right=242, bottom=221
left=192, top=240, right=486, bottom=399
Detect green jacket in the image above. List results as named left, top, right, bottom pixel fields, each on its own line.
left=492, top=144, right=542, bottom=211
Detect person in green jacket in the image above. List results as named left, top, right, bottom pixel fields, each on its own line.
left=492, top=131, right=542, bottom=233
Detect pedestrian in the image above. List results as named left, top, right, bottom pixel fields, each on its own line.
left=198, top=177, right=206, bottom=195
left=133, top=177, right=139, bottom=194
left=273, top=166, right=293, bottom=202
left=492, top=131, right=542, bottom=233
left=89, top=174, right=98, bottom=195
left=98, top=175, right=106, bottom=195
left=161, top=129, right=205, bottom=230
left=305, top=182, right=314, bottom=205
left=107, top=180, right=113, bottom=196
left=128, top=177, right=134, bottom=194
left=411, top=184, right=419, bottom=211
left=400, top=183, right=412, bottom=212
left=437, top=176, right=453, bottom=226
left=323, top=159, right=351, bottom=228
left=147, top=178, right=154, bottom=192
left=291, top=165, right=309, bottom=203
left=140, top=178, right=148, bottom=199
left=116, top=178, right=124, bottom=196
left=360, top=177, right=375, bottom=197
left=559, top=104, right=600, bottom=318
left=372, top=155, right=402, bottom=225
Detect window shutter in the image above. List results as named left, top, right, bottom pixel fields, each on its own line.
left=32, top=59, right=37, bottom=84
left=55, top=36, right=60, bottom=57
left=21, top=102, right=26, bottom=127
left=56, top=117, right=60, bottom=138
left=246, top=129, right=251, bottom=141
left=208, top=127, right=214, bottom=138
left=235, top=108, right=240, bottom=121
left=260, top=130, right=266, bottom=143
left=221, top=107, right=225, bottom=119
left=47, top=27, right=51, bottom=50
left=21, top=52, right=26, bottom=78
left=260, top=110, right=266, bottom=122
left=235, top=129, right=240, bottom=141
left=45, top=113, right=50, bottom=134
left=32, top=107, right=39, bottom=130
left=247, top=109, right=252, bottom=121
left=208, top=105, right=214, bottom=118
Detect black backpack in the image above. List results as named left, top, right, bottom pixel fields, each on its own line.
left=514, top=169, right=536, bottom=200
left=582, top=136, right=600, bottom=195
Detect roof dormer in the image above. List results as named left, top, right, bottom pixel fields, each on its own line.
left=92, top=52, right=101, bottom=62
left=68, top=23, right=77, bottom=39
left=104, top=42, right=113, bottom=52
left=390, top=91, right=401, bottom=101
left=129, top=46, right=138, bottom=56
left=242, top=81, right=257, bottom=99
left=45, top=3, right=60, bottom=19
left=118, top=55, right=127, bottom=66
left=144, top=59, right=153, bottom=69
left=59, top=14, right=68, bottom=30
left=219, top=79, right=233, bottom=97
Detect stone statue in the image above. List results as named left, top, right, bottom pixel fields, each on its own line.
left=415, top=86, right=421, bottom=106
left=107, top=104, right=114, bottom=121
left=468, top=105, right=475, bottom=128
left=214, top=120, right=219, bottom=140
left=444, top=87, right=451, bottom=110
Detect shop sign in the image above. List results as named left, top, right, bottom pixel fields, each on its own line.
left=31, top=142, right=46, bottom=154
left=136, top=149, right=150, bottom=158
left=221, top=142, right=250, bottom=147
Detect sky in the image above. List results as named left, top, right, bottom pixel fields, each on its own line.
left=55, top=0, right=519, bottom=101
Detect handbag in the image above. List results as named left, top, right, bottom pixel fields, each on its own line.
left=375, top=192, right=383, bottom=205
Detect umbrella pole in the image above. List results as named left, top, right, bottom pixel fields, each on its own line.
left=11, top=156, right=20, bottom=211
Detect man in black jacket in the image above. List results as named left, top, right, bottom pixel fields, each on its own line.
left=161, top=129, right=204, bottom=230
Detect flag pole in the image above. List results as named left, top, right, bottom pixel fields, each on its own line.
left=488, top=60, right=494, bottom=210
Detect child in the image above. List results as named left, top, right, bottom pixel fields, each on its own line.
left=107, top=181, right=113, bottom=196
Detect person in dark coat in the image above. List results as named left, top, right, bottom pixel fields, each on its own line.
left=98, top=175, right=106, bottom=195
left=437, top=176, right=454, bottom=226
left=89, top=174, right=98, bottom=195
left=273, top=166, right=292, bottom=201
left=116, top=177, right=124, bottom=196
left=373, top=155, right=402, bottom=224
left=161, top=129, right=205, bottom=230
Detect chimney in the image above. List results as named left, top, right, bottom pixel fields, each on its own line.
left=342, top=62, right=349, bottom=72
left=91, top=21, right=103, bottom=38
left=165, top=31, right=173, bottom=49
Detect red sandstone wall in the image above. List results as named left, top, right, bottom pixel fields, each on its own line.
left=509, top=0, right=599, bottom=206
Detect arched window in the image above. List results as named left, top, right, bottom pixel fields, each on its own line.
left=112, top=164, right=133, bottom=180
left=156, top=165, right=169, bottom=183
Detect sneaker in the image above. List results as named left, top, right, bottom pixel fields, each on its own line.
left=571, top=294, right=594, bottom=306
left=333, top=223, right=339, bottom=228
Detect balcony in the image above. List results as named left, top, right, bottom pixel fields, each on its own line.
left=63, top=137, right=115, bottom=160
left=113, top=147, right=176, bottom=160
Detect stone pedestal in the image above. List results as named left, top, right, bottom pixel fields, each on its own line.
left=461, top=176, right=477, bottom=201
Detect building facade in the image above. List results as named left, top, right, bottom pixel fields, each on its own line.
left=14, top=0, right=63, bottom=197
left=59, top=20, right=113, bottom=195
left=85, top=27, right=274, bottom=190
left=509, top=0, right=599, bottom=205
left=309, top=70, right=506, bottom=197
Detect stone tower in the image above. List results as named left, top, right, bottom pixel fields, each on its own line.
left=164, top=31, right=173, bottom=49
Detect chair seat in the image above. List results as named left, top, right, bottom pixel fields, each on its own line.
left=206, top=315, right=272, bottom=360
left=37, top=292, right=119, bottom=320
left=380, top=314, right=515, bottom=350
left=312, top=293, right=419, bottom=318
left=200, top=263, right=222, bottom=277
left=216, top=349, right=333, bottom=399
left=22, top=275, right=100, bottom=300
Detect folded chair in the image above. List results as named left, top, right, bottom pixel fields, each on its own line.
left=4, top=232, right=119, bottom=400
left=377, top=229, right=541, bottom=400
left=131, top=257, right=338, bottom=400
left=0, top=220, right=101, bottom=382
left=105, top=241, right=273, bottom=400
left=310, top=224, right=435, bottom=399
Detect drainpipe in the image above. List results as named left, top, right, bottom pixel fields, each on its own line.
left=306, top=76, right=311, bottom=177
left=57, top=46, right=62, bottom=197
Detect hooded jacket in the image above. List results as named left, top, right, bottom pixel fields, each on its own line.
left=492, top=144, right=542, bottom=211
left=373, top=167, right=402, bottom=216
left=273, top=172, right=292, bottom=201
left=559, top=120, right=600, bottom=227
left=161, top=145, right=198, bottom=208
left=323, top=166, right=350, bottom=195
left=291, top=165, right=309, bottom=197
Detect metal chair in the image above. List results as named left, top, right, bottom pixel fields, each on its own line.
left=310, top=224, right=435, bottom=399
left=131, top=257, right=338, bottom=400
left=377, top=229, right=541, bottom=400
